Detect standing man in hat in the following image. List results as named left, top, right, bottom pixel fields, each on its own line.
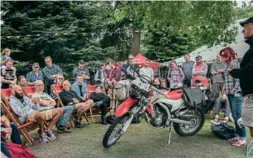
left=73, top=60, right=90, bottom=84
left=230, top=17, right=253, bottom=147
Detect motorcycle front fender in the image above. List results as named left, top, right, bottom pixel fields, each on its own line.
left=115, top=97, right=137, bottom=117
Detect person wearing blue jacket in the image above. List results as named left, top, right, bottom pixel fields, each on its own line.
left=72, top=74, right=87, bottom=101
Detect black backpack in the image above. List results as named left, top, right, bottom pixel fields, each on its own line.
left=211, top=122, right=236, bottom=140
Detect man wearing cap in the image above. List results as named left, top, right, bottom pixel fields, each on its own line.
left=26, top=62, right=44, bottom=86
left=73, top=60, right=90, bottom=84
left=192, top=55, right=208, bottom=86
left=230, top=17, right=253, bottom=146
left=43, top=56, right=63, bottom=93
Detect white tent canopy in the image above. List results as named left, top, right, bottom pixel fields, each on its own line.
left=161, top=19, right=250, bottom=66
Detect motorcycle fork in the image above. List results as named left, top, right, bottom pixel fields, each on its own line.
left=167, top=122, right=173, bottom=145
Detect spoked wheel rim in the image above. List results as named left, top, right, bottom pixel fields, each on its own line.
left=106, top=114, right=132, bottom=146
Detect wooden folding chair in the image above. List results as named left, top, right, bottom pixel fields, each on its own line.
left=1, top=89, right=38, bottom=146
left=22, top=86, right=36, bottom=98
left=52, top=84, right=64, bottom=107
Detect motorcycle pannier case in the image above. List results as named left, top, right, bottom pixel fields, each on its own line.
left=115, top=80, right=130, bottom=101
left=183, top=87, right=205, bottom=108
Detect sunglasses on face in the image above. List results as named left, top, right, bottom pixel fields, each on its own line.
left=34, top=66, right=39, bottom=68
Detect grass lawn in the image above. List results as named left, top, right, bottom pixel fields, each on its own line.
left=29, top=118, right=250, bottom=158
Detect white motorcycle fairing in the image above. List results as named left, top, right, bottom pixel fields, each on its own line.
left=153, top=98, right=184, bottom=112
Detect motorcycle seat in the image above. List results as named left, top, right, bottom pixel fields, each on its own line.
left=164, top=90, right=183, bottom=100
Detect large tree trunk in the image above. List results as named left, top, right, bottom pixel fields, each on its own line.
left=131, top=29, right=141, bottom=55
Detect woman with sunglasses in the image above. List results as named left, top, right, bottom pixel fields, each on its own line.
left=26, top=62, right=44, bottom=86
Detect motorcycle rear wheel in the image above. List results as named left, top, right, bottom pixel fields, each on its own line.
left=102, top=113, right=133, bottom=148
left=173, top=108, right=205, bottom=136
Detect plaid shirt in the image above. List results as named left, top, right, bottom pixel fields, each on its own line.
left=167, top=67, right=185, bottom=87
left=26, top=71, right=44, bottom=82
left=43, top=64, right=62, bottom=81
left=224, top=60, right=241, bottom=96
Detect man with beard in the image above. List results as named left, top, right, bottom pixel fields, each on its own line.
left=230, top=17, right=253, bottom=148
left=10, top=85, right=62, bottom=144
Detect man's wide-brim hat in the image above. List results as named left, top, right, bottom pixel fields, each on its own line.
left=240, top=17, right=253, bottom=27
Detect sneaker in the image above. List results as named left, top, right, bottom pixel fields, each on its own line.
left=232, top=139, right=246, bottom=147
left=228, top=136, right=240, bottom=144
left=46, top=130, right=56, bottom=141
left=74, top=121, right=84, bottom=128
left=39, top=133, right=48, bottom=144
left=57, top=126, right=72, bottom=133
left=223, top=117, right=229, bottom=123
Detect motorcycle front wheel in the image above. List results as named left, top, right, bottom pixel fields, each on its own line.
left=173, top=108, right=205, bottom=136
left=102, top=113, right=133, bottom=148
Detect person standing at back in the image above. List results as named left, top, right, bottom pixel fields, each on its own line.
left=192, top=55, right=208, bottom=86
left=43, top=56, right=63, bottom=93
left=211, top=54, right=227, bottom=99
left=181, top=54, right=195, bottom=87
left=167, top=60, right=184, bottom=89
left=73, top=60, right=90, bottom=85
left=1, top=59, right=17, bottom=89
left=26, top=62, right=44, bottom=86
left=1, top=48, right=11, bottom=66
left=230, top=17, right=253, bottom=147
left=139, top=59, right=154, bottom=83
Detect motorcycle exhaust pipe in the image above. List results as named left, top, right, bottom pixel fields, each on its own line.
left=170, top=118, right=192, bottom=125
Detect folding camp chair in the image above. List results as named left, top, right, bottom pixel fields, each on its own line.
left=1, top=89, right=37, bottom=145
left=23, top=86, right=36, bottom=98
left=52, top=84, right=64, bottom=107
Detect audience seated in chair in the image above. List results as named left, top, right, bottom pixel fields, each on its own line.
left=9, top=85, right=62, bottom=144
left=1, top=111, right=23, bottom=158
left=17, top=76, right=27, bottom=88
left=59, top=80, right=94, bottom=128
left=90, top=85, right=110, bottom=125
left=72, top=74, right=87, bottom=101
left=32, top=80, right=73, bottom=133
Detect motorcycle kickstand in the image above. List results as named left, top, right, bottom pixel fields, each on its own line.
left=167, top=123, right=172, bottom=145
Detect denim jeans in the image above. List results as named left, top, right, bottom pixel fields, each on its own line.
left=214, top=98, right=231, bottom=117
left=1, top=124, right=22, bottom=158
left=56, top=106, right=74, bottom=128
left=227, top=94, right=246, bottom=139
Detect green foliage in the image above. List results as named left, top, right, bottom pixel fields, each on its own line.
left=143, top=29, right=197, bottom=60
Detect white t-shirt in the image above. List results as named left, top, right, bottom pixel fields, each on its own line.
left=32, top=92, right=55, bottom=111
left=139, top=67, right=154, bottom=82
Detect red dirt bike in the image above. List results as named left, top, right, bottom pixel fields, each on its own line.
left=102, top=65, right=205, bottom=148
